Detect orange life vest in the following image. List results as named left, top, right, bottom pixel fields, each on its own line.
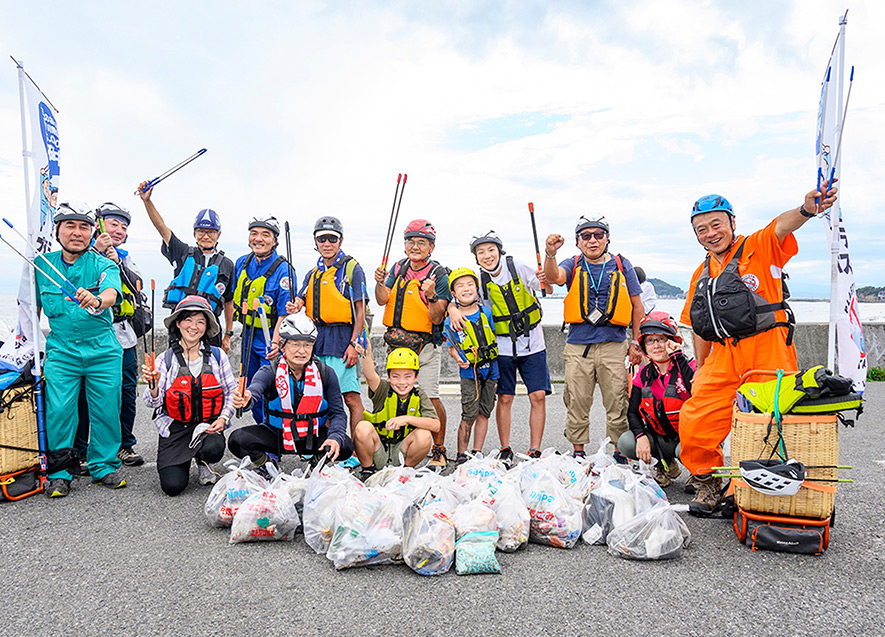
left=304, top=256, right=355, bottom=326
left=563, top=254, right=632, bottom=326
left=382, top=259, right=444, bottom=335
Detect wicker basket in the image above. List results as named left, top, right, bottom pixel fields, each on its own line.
left=0, top=384, right=40, bottom=475
left=730, top=404, right=838, bottom=520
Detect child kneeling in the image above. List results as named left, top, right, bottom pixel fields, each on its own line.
left=352, top=343, right=440, bottom=481
left=444, top=267, right=499, bottom=465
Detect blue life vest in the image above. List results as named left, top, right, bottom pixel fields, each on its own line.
left=164, top=249, right=225, bottom=312
left=265, top=362, right=330, bottom=432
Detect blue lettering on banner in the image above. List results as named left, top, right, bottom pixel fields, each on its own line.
left=39, top=102, right=60, bottom=181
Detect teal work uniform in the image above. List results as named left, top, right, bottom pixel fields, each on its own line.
left=35, top=250, right=123, bottom=481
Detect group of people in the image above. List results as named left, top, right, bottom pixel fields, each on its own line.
left=33, top=174, right=838, bottom=518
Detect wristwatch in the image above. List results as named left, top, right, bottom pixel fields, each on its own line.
left=798, top=203, right=815, bottom=218
left=225, top=330, right=234, bottom=337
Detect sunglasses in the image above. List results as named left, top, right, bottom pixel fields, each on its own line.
left=315, top=234, right=340, bottom=244
left=579, top=231, right=607, bottom=241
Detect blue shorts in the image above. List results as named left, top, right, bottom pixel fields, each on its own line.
left=318, top=354, right=361, bottom=394
left=496, top=350, right=551, bottom=396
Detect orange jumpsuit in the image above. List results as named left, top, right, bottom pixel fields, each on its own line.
left=679, top=219, right=798, bottom=475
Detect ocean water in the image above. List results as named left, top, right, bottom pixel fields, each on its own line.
left=2, top=292, right=883, bottom=336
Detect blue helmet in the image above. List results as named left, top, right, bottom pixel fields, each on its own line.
left=691, top=195, right=733, bottom=220
left=194, top=208, right=221, bottom=231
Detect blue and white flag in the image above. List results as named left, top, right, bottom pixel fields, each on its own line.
left=815, top=17, right=866, bottom=393
left=0, top=64, right=59, bottom=370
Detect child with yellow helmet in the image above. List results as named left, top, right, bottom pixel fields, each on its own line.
left=444, top=267, right=499, bottom=464
left=351, top=342, right=441, bottom=481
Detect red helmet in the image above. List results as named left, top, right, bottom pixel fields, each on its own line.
left=638, top=312, right=681, bottom=354
left=404, top=219, right=436, bottom=242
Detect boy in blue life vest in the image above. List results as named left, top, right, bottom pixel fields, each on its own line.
left=444, top=267, right=499, bottom=465
left=283, top=216, right=368, bottom=432
left=351, top=343, right=440, bottom=482
left=137, top=181, right=235, bottom=351
left=232, top=215, right=293, bottom=425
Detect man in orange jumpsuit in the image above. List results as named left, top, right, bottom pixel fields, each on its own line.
left=679, top=180, right=838, bottom=516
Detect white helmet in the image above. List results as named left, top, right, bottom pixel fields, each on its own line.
left=248, top=214, right=280, bottom=236
left=279, top=313, right=317, bottom=343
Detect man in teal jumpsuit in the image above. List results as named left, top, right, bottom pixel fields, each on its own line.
left=35, top=202, right=127, bottom=497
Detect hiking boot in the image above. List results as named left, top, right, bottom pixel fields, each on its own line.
left=92, top=472, right=127, bottom=489
left=688, top=476, right=724, bottom=517
left=456, top=453, right=469, bottom=465
left=654, top=466, right=672, bottom=488
left=359, top=464, right=377, bottom=482
left=666, top=459, right=682, bottom=480
left=497, top=447, right=514, bottom=469
left=526, top=448, right=542, bottom=459
left=684, top=473, right=703, bottom=495
left=197, top=462, right=218, bottom=486
left=117, top=446, right=144, bottom=467
left=47, top=478, right=71, bottom=498
left=428, top=445, right=448, bottom=468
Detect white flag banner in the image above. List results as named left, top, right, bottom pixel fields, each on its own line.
left=0, top=64, right=59, bottom=371
left=815, top=17, right=866, bottom=393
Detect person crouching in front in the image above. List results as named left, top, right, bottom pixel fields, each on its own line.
left=352, top=343, right=440, bottom=482
left=229, top=313, right=354, bottom=476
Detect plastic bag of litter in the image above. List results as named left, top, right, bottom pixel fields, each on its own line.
left=204, top=459, right=268, bottom=528
left=402, top=502, right=456, bottom=576
left=452, top=499, right=498, bottom=540
left=326, top=488, right=406, bottom=569
left=270, top=471, right=308, bottom=526
left=522, top=470, right=582, bottom=549
left=455, top=530, right=501, bottom=575
left=303, top=460, right=361, bottom=554
left=488, top=479, right=529, bottom=552
left=229, top=484, right=300, bottom=544
left=606, top=504, right=691, bottom=560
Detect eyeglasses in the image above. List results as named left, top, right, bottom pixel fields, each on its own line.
left=315, top=234, right=340, bottom=244
left=405, top=239, right=430, bottom=248
left=579, top=231, right=607, bottom=241
left=285, top=341, right=313, bottom=350
left=644, top=335, right=669, bottom=345
left=194, top=228, right=218, bottom=236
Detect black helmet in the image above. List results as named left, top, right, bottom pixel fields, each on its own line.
left=469, top=230, right=505, bottom=255
left=575, top=215, right=609, bottom=235
left=94, top=202, right=132, bottom=225
left=314, top=216, right=343, bottom=238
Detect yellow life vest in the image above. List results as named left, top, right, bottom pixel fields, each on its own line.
left=363, top=387, right=422, bottom=443
left=563, top=254, right=632, bottom=327
left=455, top=310, right=498, bottom=366
left=382, top=259, right=443, bottom=335
left=305, top=256, right=358, bottom=326
left=479, top=256, right=542, bottom=339
left=112, top=278, right=135, bottom=322
left=233, top=254, right=285, bottom=329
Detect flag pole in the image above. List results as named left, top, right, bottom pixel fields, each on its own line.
left=15, top=59, right=48, bottom=470
left=827, top=12, right=847, bottom=372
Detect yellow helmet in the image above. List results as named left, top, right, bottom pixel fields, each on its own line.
left=448, top=266, right=479, bottom=292
left=386, top=347, right=420, bottom=371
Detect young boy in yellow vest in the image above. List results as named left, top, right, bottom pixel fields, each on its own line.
left=443, top=268, right=499, bottom=464
left=351, top=343, right=440, bottom=482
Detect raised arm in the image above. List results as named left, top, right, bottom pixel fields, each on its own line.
left=136, top=182, right=173, bottom=245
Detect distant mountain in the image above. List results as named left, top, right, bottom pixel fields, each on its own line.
left=648, top=278, right=684, bottom=298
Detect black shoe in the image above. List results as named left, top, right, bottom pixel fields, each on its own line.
left=92, top=472, right=127, bottom=489
left=359, top=464, right=377, bottom=482
left=612, top=450, right=629, bottom=465
left=456, top=453, right=469, bottom=465
left=497, top=447, right=514, bottom=469
left=572, top=450, right=586, bottom=459
left=526, top=448, right=542, bottom=459
left=47, top=478, right=71, bottom=498
left=117, top=446, right=144, bottom=467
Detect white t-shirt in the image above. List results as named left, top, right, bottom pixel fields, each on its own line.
left=479, top=258, right=546, bottom=357
left=640, top=280, right=657, bottom=314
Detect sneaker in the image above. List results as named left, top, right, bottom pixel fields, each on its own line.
left=688, top=476, right=724, bottom=517
left=76, top=452, right=90, bottom=477
left=526, top=448, right=542, bottom=459
left=684, top=473, right=703, bottom=495
left=47, top=478, right=71, bottom=498
left=456, top=453, right=469, bottom=465
left=117, top=446, right=144, bottom=467
left=572, top=450, right=586, bottom=459
left=254, top=461, right=278, bottom=482
left=359, top=464, right=377, bottom=482
left=92, top=472, right=127, bottom=489
left=612, top=450, right=629, bottom=465
left=653, top=465, right=672, bottom=488
left=428, top=445, right=448, bottom=468
left=497, top=447, right=514, bottom=469
left=197, top=462, right=217, bottom=486
left=339, top=456, right=360, bottom=469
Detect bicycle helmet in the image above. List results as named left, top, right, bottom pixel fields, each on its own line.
left=575, top=215, right=609, bottom=235
left=278, top=313, right=317, bottom=343
left=314, top=216, right=343, bottom=238
left=248, top=214, right=280, bottom=236
left=54, top=200, right=95, bottom=226
left=739, top=459, right=806, bottom=497
left=469, top=230, right=505, bottom=255
left=94, top=202, right=131, bottom=225
left=638, top=311, right=682, bottom=353
left=403, top=219, right=436, bottom=242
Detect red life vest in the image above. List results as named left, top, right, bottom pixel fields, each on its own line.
left=637, top=357, right=692, bottom=439
left=163, top=344, right=224, bottom=424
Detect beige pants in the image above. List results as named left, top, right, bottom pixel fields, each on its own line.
left=562, top=340, right=629, bottom=446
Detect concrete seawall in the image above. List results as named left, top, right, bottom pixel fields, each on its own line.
left=133, top=322, right=885, bottom=381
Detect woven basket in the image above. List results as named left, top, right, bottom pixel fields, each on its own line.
left=0, top=384, right=40, bottom=475
left=730, top=404, right=838, bottom=520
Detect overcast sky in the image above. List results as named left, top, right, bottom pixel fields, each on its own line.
left=1, top=1, right=882, bottom=300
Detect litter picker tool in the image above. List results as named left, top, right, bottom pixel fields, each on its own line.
left=2, top=218, right=80, bottom=299
left=136, top=279, right=153, bottom=389
left=827, top=65, right=855, bottom=192
left=236, top=298, right=261, bottom=418
left=527, top=202, right=547, bottom=297
left=258, top=301, right=273, bottom=356
left=284, top=221, right=296, bottom=304
left=147, top=279, right=157, bottom=390
left=0, top=233, right=79, bottom=302
left=134, top=148, right=207, bottom=195
left=381, top=173, right=407, bottom=272
left=816, top=67, right=832, bottom=210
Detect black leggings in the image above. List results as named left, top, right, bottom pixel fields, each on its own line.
left=158, top=434, right=226, bottom=497
left=228, top=424, right=354, bottom=464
